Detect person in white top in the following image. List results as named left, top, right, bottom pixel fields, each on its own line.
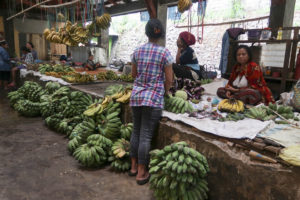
left=217, top=45, right=275, bottom=105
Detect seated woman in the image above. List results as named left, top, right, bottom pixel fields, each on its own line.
left=9, top=47, right=33, bottom=88
left=84, top=55, right=100, bottom=71
left=172, top=31, right=201, bottom=81
left=217, top=45, right=275, bottom=105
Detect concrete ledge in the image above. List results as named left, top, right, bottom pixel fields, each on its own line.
left=155, top=120, right=300, bottom=200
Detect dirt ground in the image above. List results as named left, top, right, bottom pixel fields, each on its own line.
left=0, top=91, right=154, bottom=200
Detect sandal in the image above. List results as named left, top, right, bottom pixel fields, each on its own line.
left=136, top=174, right=151, bottom=185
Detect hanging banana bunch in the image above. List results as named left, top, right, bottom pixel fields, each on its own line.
left=95, top=13, right=111, bottom=30
left=178, top=0, right=193, bottom=13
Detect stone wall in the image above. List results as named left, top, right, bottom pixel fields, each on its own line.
left=112, top=0, right=272, bottom=70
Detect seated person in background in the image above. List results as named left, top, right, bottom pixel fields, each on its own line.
left=217, top=45, right=275, bottom=105
left=172, top=31, right=201, bottom=81
left=8, top=47, right=33, bottom=87
left=59, top=55, right=67, bottom=64
left=85, top=55, right=100, bottom=70
left=26, top=42, right=38, bottom=61
left=66, top=52, right=74, bottom=66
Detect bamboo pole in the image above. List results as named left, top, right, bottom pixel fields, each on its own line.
left=176, top=15, right=269, bottom=28
left=6, top=0, right=54, bottom=21
left=39, top=0, right=81, bottom=8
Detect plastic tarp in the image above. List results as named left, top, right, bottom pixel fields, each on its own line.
left=20, top=69, right=71, bottom=85
left=162, top=111, right=272, bottom=139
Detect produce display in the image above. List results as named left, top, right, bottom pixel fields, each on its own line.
left=104, top=84, right=124, bottom=96
left=108, top=138, right=131, bottom=171
left=96, top=72, right=107, bottom=81
left=170, top=78, right=204, bottom=100
left=105, top=70, right=119, bottom=81
left=149, top=141, right=209, bottom=200
left=38, top=63, right=75, bottom=75
left=164, top=95, right=194, bottom=114
left=62, top=73, right=94, bottom=83
left=218, top=99, right=244, bottom=113
left=178, top=0, right=192, bottom=13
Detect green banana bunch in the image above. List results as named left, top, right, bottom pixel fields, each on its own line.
left=97, top=110, right=122, bottom=140
left=73, top=143, right=107, bottom=168
left=265, top=103, right=294, bottom=120
left=45, top=81, right=61, bottom=94
left=105, top=70, right=119, bottom=81
left=120, top=74, right=134, bottom=82
left=38, top=64, right=53, bottom=74
left=68, top=135, right=83, bottom=153
left=108, top=138, right=131, bottom=172
left=14, top=99, right=41, bottom=117
left=62, top=91, right=92, bottom=118
left=164, top=96, right=194, bottom=114
left=7, top=91, right=24, bottom=107
left=149, top=141, right=209, bottom=200
left=245, top=107, right=274, bottom=121
left=45, top=113, right=64, bottom=130
left=120, top=123, right=133, bottom=140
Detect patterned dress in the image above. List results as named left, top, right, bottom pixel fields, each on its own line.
left=218, top=61, right=275, bottom=105
left=130, top=42, right=174, bottom=109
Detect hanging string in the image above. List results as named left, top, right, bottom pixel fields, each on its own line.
left=197, top=0, right=205, bottom=44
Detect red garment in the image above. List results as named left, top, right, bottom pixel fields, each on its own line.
left=226, top=61, right=275, bottom=105
left=179, top=31, right=196, bottom=46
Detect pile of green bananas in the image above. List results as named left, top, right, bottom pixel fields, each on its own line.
left=108, top=138, right=131, bottom=172
left=164, top=96, right=194, bottom=114
left=96, top=72, right=107, bottom=81
left=120, top=123, right=133, bottom=140
left=149, top=141, right=209, bottom=200
left=14, top=99, right=41, bottom=117
left=73, top=134, right=112, bottom=167
left=105, top=70, right=119, bottom=81
left=7, top=81, right=45, bottom=116
left=120, top=74, right=134, bottom=82
left=62, top=91, right=93, bottom=118
left=245, top=107, right=274, bottom=121
left=218, top=113, right=245, bottom=122
left=38, top=64, right=53, bottom=74
left=266, top=103, right=295, bottom=120
left=56, top=115, right=83, bottom=135
left=104, top=84, right=124, bottom=96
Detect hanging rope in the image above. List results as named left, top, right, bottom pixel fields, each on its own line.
left=197, top=0, right=205, bottom=44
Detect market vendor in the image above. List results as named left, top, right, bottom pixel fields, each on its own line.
left=217, top=45, right=275, bottom=105
left=84, top=55, right=100, bottom=70
left=172, top=31, right=201, bottom=81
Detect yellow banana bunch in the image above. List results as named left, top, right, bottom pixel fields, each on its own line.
left=178, top=0, right=192, bottom=13
left=116, top=89, right=132, bottom=104
left=84, top=103, right=102, bottom=117
left=101, top=96, right=112, bottom=108
left=111, top=91, right=124, bottom=100
left=95, top=13, right=111, bottom=29
left=218, top=99, right=244, bottom=113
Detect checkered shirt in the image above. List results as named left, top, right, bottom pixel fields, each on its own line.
left=130, top=42, right=174, bottom=108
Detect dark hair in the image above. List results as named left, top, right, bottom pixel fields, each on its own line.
left=21, top=46, right=30, bottom=52
left=0, top=40, right=7, bottom=46
left=145, top=19, right=165, bottom=39
left=27, top=42, right=34, bottom=49
left=233, top=45, right=252, bottom=62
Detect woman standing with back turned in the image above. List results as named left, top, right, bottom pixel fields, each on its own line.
left=129, top=19, right=174, bottom=185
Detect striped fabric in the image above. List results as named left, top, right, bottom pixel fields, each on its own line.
left=130, top=42, right=174, bottom=108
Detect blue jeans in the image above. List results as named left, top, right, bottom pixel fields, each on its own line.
left=130, top=106, right=162, bottom=165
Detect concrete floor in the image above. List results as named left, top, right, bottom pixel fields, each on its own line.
left=0, top=91, right=154, bottom=200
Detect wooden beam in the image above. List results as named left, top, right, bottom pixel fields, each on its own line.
left=6, top=0, right=53, bottom=21
left=106, top=0, right=147, bottom=16
left=39, top=0, right=80, bottom=8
